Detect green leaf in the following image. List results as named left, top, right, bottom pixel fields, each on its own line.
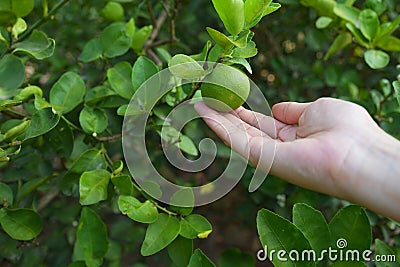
left=359, top=9, right=379, bottom=41
left=118, top=195, right=158, bottom=224
left=329, top=205, right=371, bottom=253
left=377, top=16, right=400, bottom=40
left=393, top=81, right=400, bottom=107
left=85, top=86, right=116, bottom=106
left=168, top=236, right=193, bottom=267
left=50, top=72, right=86, bottom=114
left=141, top=213, right=181, bottom=256
left=107, top=61, right=135, bottom=99
left=256, top=208, right=313, bottom=267
left=160, top=126, right=199, bottom=157
left=73, top=207, right=109, bottom=267
left=0, top=0, right=34, bottom=18
left=315, top=16, right=333, bottom=29
left=292, top=203, right=330, bottom=254
left=79, top=38, right=102, bottom=63
left=168, top=54, right=206, bottom=80
left=0, top=182, right=13, bottom=206
left=225, top=57, right=253, bottom=74
left=3, top=120, right=30, bottom=141
left=333, top=4, right=360, bottom=26
left=14, top=85, right=42, bottom=102
left=0, top=10, right=17, bottom=27
left=232, top=41, right=258, bottom=58
left=0, top=54, right=25, bottom=93
left=364, top=49, right=390, bottom=69
left=79, top=107, right=108, bottom=135
left=0, top=99, right=22, bottom=111
left=111, top=175, right=133, bottom=195
left=376, top=36, right=400, bottom=52
left=132, top=56, right=159, bottom=91
left=262, top=2, right=281, bottom=16
left=24, top=108, right=60, bottom=140
left=131, top=25, right=152, bottom=53
left=188, top=249, right=216, bottom=267
left=211, top=0, right=245, bottom=36
left=206, top=27, right=234, bottom=50
left=12, top=18, right=26, bottom=39
left=331, top=262, right=368, bottom=267
left=100, top=22, right=132, bottom=58
left=0, top=208, right=42, bottom=241
left=170, top=188, right=194, bottom=216
left=324, top=32, right=352, bottom=60
left=244, top=0, right=272, bottom=28
left=79, top=169, right=111, bottom=206
left=12, top=30, right=55, bottom=59
left=101, top=1, right=124, bottom=22
left=374, top=239, right=399, bottom=267
left=364, top=0, right=387, bottom=16
left=16, top=176, right=53, bottom=204
left=299, top=0, right=336, bottom=17
left=45, top=118, right=73, bottom=158
left=219, top=248, right=255, bottom=267
left=345, top=23, right=369, bottom=48
left=180, top=214, right=212, bottom=239
left=117, top=104, right=128, bottom=116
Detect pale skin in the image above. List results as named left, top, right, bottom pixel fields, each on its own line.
left=195, top=97, right=400, bottom=222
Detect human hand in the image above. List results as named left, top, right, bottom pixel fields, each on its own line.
left=195, top=97, right=400, bottom=220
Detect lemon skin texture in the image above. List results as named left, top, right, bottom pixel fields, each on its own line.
left=201, top=66, right=250, bottom=112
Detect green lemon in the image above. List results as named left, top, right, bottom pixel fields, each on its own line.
left=101, top=2, right=124, bottom=22
left=201, top=65, right=250, bottom=112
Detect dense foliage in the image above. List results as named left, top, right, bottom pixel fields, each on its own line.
left=0, top=0, right=399, bottom=266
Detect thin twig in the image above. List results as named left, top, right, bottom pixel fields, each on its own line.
left=96, top=133, right=122, bottom=142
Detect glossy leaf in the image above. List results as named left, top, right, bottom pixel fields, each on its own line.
left=244, top=0, right=272, bottom=28
left=12, top=18, right=27, bottom=39
left=257, top=208, right=313, bottom=267
left=262, top=2, right=281, bottom=16
left=50, top=72, right=86, bottom=114
left=79, top=38, right=102, bottom=63
left=333, top=4, right=360, bottom=26
left=79, top=107, right=108, bottom=135
left=45, top=119, right=73, bottom=158
left=79, top=169, right=111, bottom=205
left=0, top=182, right=13, bottom=206
left=0, top=54, right=25, bottom=92
left=225, top=57, right=252, bottom=74
left=168, top=236, right=193, bottom=267
left=170, top=188, right=194, bottom=216
left=359, top=9, right=379, bottom=41
left=345, top=23, right=369, bottom=48
left=111, top=175, right=133, bottom=195
left=16, top=176, right=53, bottom=204
left=364, top=49, right=389, bottom=69
left=160, top=126, right=199, bottom=157
left=168, top=54, right=206, bottom=80
left=12, top=30, right=55, bottom=59
left=211, top=0, right=244, bottom=36
left=180, top=214, right=212, bottom=239
left=374, top=239, right=399, bottom=267
left=393, top=81, right=400, bottom=107
left=73, top=208, right=109, bottom=267
left=232, top=41, right=257, bottom=58
left=188, top=249, right=215, bottom=267
left=141, top=213, right=181, bottom=256
left=324, top=32, right=352, bottom=60
left=132, top=56, right=159, bottom=91
left=100, top=22, right=132, bottom=58
left=107, top=61, right=135, bottom=99
left=292, top=203, right=330, bottom=254
left=206, top=27, right=235, bottom=50
left=219, top=248, right=255, bottom=267
left=131, top=25, right=152, bottom=53
left=85, top=86, right=116, bottom=106
left=299, top=0, right=335, bottom=17
left=316, top=16, right=332, bottom=29
left=24, top=108, right=60, bottom=140
left=0, top=208, right=42, bottom=241
left=376, top=36, right=400, bottom=52
left=329, top=205, right=371, bottom=252
left=118, top=195, right=158, bottom=224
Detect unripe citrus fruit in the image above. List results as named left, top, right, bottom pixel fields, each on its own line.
left=201, top=65, right=250, bottom=112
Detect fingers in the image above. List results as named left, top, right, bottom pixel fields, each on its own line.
left=194, top=102, right=269, bottom=159
left=272, top=102, right=310, bottom=125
